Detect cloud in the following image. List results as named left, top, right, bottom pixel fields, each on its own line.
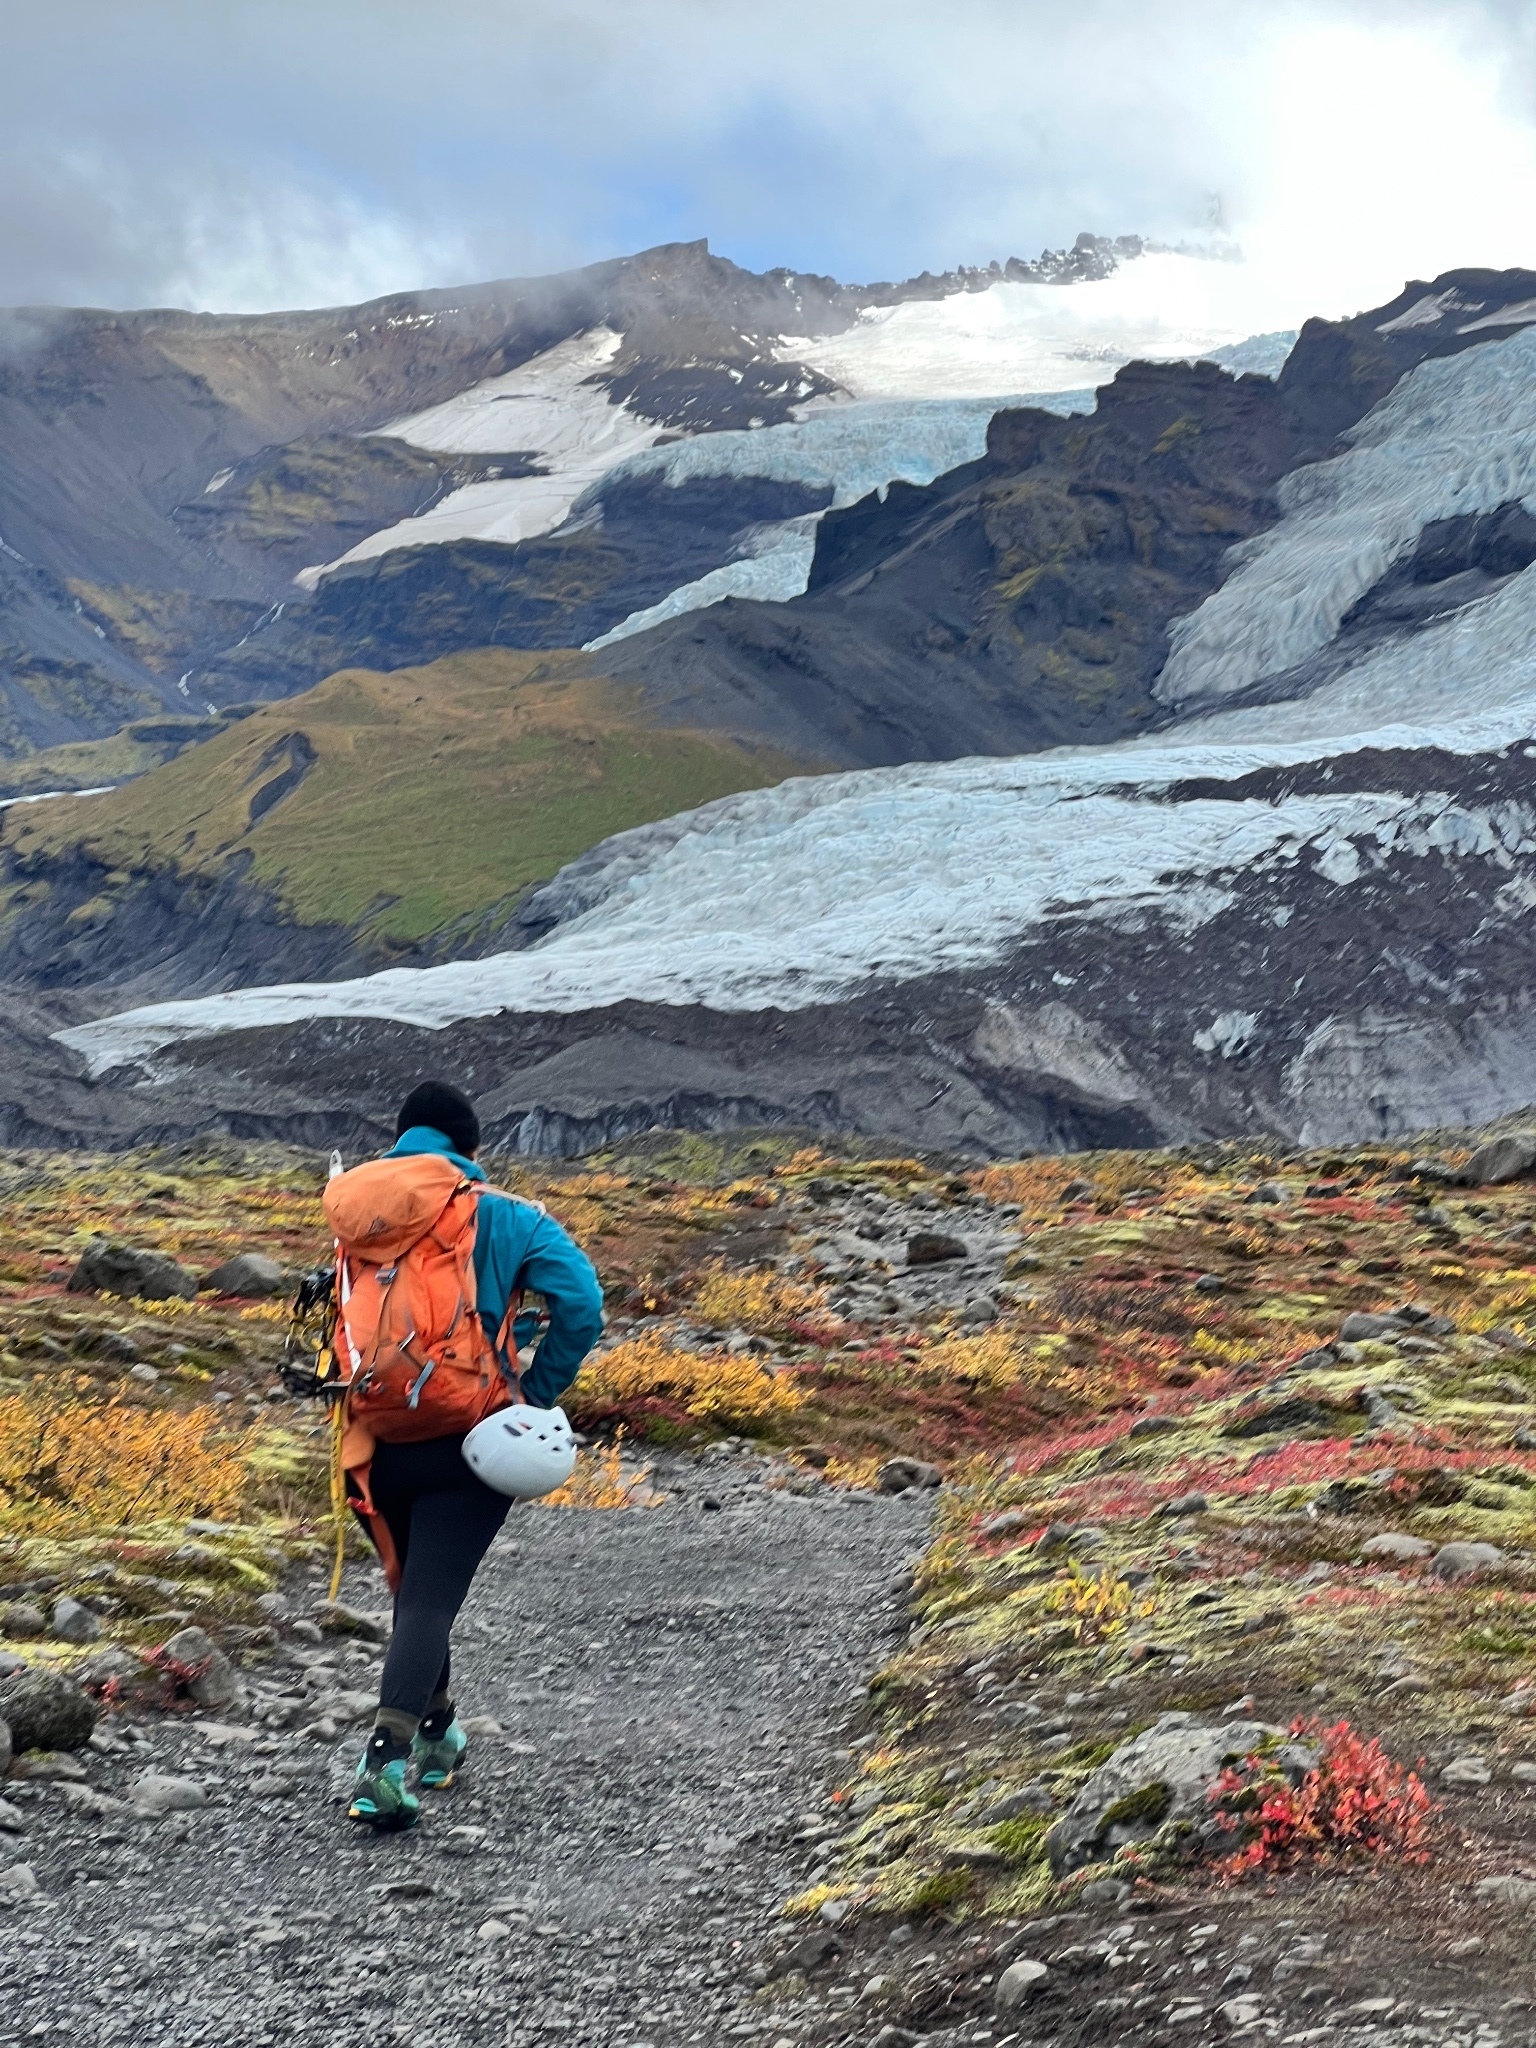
left=0, top=0, right=1532, bottom=320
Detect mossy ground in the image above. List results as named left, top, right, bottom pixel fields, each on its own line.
left=2, top=649, right=810, bottom=944
left=3, top=1124, right=1535, bottom=1957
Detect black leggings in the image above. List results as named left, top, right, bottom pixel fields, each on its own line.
left=363, top=1436, right=510, bottom=1719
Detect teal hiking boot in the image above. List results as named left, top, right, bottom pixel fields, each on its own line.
left=349, top=1731, right=420, bottom=1830
left=412, top=1716, right=468, bottom=1790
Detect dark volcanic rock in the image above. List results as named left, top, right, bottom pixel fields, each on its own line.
left=67, top=1239, right=197, bottom=1301
left=905, top=1231, right=969, bottom=1266
left=0, top=1665, right=98, bottom=1752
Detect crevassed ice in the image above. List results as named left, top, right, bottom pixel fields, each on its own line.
left=1158, top=323, right=1536, bottom=709
left=56, top=704, right=1536, bottom=1077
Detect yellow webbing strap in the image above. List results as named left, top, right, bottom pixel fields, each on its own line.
left=327, top=1397, right=348, bottom=1602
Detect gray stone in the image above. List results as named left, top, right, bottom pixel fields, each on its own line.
left=1360, top=1532, right=1434, bottom=1562
left=1432, top=1540, right=1504, bottom=1580
left=1161, top=1492, right=1209, bottom=1518
left=1128, top=1413, right=1179, bottom=1437
left=1045, top=1712, right=1281, bottom=1875
left=75, top=1646, right=147, bottom=1694
left=0, top=1665, right=98, bottom=1751
left=313, top=1601, right=390, bottom=1643
left=875, top=1458, right=942, bottom=1495
left=50, top=1597, right=101, bottom=1645
left=0, top=1717, right=9, bottom=1775
left=95, top=1330, right=140, bottom=1363
left=981, top=1782, right=1056, bottom=1824
left=0, top=1602, right=45, bottom=1638
left=66, top=1238, right=196, bottom=1302
left=1339, top=1311, right=1405, bottom=1342
left=978, top=1510, right=1032, bottom=1542
left=131, top=1770, right=207, bottom=1816
left=1248, top=1181, right=1291, bottom=1204
left=1217, top=1998, right=1264, bottom=2031
left=995, top=1958, right=1049, bottom=2009
left=905, top=1232, right=968, bottom=1266
left=1460, top=1133, right=1536, bottom=1186
left=157, top=1625, right=243, bottom=1710
left=1442, top=1754, right=1492, bottom=1787
left=1476, top=1874, right=1536, bottom=1907
left=0, top=1861, right=39, bottom=1907
left=201, top=1253, right=289, bottom=1298
left=0, top=1794, right=23, bottom=1831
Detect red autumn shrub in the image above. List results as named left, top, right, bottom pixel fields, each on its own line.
left=1211, top=1718, right=1435, bottom=1874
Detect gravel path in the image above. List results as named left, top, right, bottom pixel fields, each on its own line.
left=0, top=1469, right=930, bottom=2048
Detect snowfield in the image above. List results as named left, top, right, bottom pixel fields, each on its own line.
left=777, top=252, right=1300, bottom=400
left=294, top=329, right=668, bottom=587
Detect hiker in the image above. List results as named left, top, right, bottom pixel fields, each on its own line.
left=325, top=1080, right=604, bottom=1829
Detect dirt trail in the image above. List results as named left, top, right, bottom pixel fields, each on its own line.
left=1, top=1464, right=930, bottom=2047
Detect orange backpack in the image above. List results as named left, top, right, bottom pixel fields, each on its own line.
left=323, top=1152, right=518, bottom=1444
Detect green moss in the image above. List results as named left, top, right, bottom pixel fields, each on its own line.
left=907, top=1869, right=974, bottom=1916
left=991, top=1815, right=1049, bottom=1864
left=1099, top=1781, right=1172, bottom=1829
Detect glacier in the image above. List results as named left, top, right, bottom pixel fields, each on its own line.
left=1158, top=322, right=1536, bottom=710
left=57, top=320, right=1536, bottom=1078
left=776, top=252, right=1305, bottom=401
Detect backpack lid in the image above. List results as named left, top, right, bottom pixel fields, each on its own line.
left=323, top=1153, right=472, bottom=1261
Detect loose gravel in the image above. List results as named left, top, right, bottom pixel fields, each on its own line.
left=0, top=1467, right=930, bottom=2047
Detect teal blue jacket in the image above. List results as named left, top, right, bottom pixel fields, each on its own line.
left=388, top=1126, right=604, bottom=1409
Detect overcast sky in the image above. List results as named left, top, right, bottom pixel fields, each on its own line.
left=3, top=0, right=1535, bottom=322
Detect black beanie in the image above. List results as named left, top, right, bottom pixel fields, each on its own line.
left=395, top=1081, right=481, bottom=1158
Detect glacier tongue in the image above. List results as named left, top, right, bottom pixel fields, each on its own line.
left=1158, top=322, right=1536, bottom=710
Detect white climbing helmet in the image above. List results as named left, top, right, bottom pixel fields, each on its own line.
left=462, top=1404, right=577, bottom=1500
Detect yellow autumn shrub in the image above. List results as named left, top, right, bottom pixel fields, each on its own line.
left=692, top=1265, right=828, bottom=1334
left=573, top=1328, right=804, bottom=1429
left=0, top=1389, right=255, bottom=1536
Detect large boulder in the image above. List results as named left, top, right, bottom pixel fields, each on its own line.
left=1045, top=1712, right=1285, bottom=1875
left=0, top=1666, right=98, bottom=1752
left=1459, top=1133, right=1536, bottom=1186
left=67, top=1238, right=196, bottom=1302
left=906, top=1232, right=969, bottom=1266
left=200, top=1253, right=289, bottom=1299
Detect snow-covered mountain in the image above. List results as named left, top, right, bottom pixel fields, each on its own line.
left=37, top=267, right=1536, bottom=1156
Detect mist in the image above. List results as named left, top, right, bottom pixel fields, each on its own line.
left=1, top=0, right=1533, bottom=325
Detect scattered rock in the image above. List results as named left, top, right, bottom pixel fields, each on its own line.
left=131, top=1771, right=208, bottom=1817
left=313, top=1602, right=390, bottom=1643
left=0, top=1861, right=40, bottom=1907
left=95, top=1330, right=140, bottom=1363
left=1046, top=1712, right=1281, bottom=1875
left=979, top=1509, right=1032, bottom=1542
left=1459, top=1133, right=1536, bottom=1187
left=1128, top=1413, right=1179, bottom=1438
left=0, top=1602, right=45, bottom=1638
left=905, top=1232, right=968, bottom=1266
left=50, top=1597, right=100, bottom=1645
left=994, top=1958, right=1049, bottom=2009
left=66, top=1238, right=197, bottom=1302
left=201, top=1252, right=289, bottom=1298
left=0, top=1794, right=22, bottom=1831
left=1476, top=1874, right=1536, bottom=1907
left=1339, top=1311, right=1406, bottom=1341
left=0, top=1665, right=98, bottom=1752
left=981, top=1782, right=1056, bottom=1823
left=1248, top=1181, right=1291, bottom=1204
left=1077, top=1877, right=1132, bottom=1907
left=75, top=1646, right=149, bottom=1697
left=1360, top=1532, right=1434, bottom=1562
left=1441, top=1754, right=1492, bottom=1787
left=1432, top=1541, right=1504, bottom=1580
left=1217, top=1997, right=1264, bottom=2031
left=876, top=1458, right=942, bottom=1495
left=1160, top=1492, right=1209, bottom=1518
left=1193, top=1274, right=1226, bottom=1294
left=0, top=1718, right=9, bottom=1776
left=156, top=1625, right=243, bottom=1710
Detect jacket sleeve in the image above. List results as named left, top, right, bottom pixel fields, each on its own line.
left=477, top=1196, right=604, bottom=1408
